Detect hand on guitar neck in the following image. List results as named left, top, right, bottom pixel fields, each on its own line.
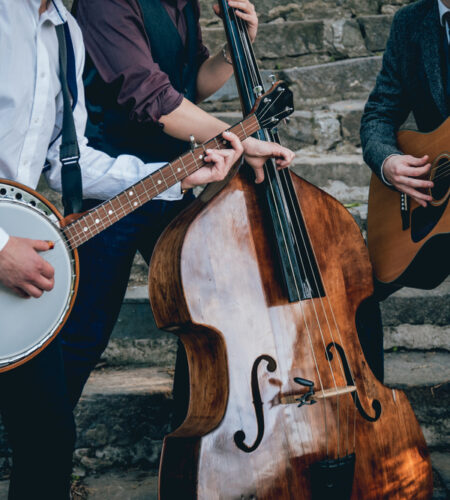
left=0, top=237, right=55, bottom=298
left=382, top=154, right=434, bottom=207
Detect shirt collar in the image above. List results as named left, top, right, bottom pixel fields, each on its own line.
left=438, top=0, right=450, bottom=26
left=40, top=0, right=67, bottom=26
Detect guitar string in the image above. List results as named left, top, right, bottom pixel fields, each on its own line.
left=230, top=6, right=348, bottom=458
left=225, top=3, right=331, bottom=457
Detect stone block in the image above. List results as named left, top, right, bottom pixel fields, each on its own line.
left=358, top=14, right=393, bottom=52
left=330, top=99, right=365, bottom=147
left=381, top=280, right=450, bottom=327
left=203, top=21, right=325, bottom=64
left=280, top=56, right=382, bottom=108
left=385, top=352, right=450, bottom=389
left=291, top=153, right=370, bottom=186
left=325, top=19, right=369, bottom=59
left=384, top=324, right=450, bottom=351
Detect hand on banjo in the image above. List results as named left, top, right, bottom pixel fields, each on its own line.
left=0, top=236, right=55, bottom=298
left=180, top=131, right=244, bottom=190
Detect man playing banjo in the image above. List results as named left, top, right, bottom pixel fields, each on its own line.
left=0, top=1, right=294, bottom=497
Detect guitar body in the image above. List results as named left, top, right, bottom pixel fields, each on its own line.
left=367, top=119, right=450, bottom=287
left=149, top=172, right=432, bottom=499
left=0, top=179, right=79, bottom=372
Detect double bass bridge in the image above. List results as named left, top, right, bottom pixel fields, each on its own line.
left=277, top=385, right=357, bottom=406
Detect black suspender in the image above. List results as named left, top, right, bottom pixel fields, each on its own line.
left=55, top=23, right=82, bottom=215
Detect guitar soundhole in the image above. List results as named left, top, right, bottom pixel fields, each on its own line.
left=431, top=155, right=450, bottom=203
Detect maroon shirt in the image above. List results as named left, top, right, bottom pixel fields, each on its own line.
left=76, top=0, right=210, bottom=124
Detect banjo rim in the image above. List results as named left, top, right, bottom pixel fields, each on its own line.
left=0, top=178, right=80, bottom=373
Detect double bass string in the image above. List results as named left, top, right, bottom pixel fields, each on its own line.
left=224, top=3, right=331, bottom=454
left=229, top=7, right=359, bottom=458
left=227, top=6, right=348, bottom=459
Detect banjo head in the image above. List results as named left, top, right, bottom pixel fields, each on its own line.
left=0, top=184, right=76, bottom=370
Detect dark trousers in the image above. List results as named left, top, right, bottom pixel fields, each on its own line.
left=0, top=196, right=192, bottom=499
left=0, top=339, right=76, bottom=500
left=355, top=280, right=400, bottom=383
left=61, top=196, right=193, bottom=409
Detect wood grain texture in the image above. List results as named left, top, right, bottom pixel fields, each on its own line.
left=149, top=172, right=432, bottom=499
left=367, top=119, right=450, bottom=286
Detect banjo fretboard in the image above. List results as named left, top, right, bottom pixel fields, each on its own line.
left=62, top=115, right=259, bottom=249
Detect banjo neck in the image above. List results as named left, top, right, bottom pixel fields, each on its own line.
left=61, top=114, right=259, bottom=250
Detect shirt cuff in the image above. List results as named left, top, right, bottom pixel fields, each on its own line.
left=153, top=180, right=184, bottom=201
left=380, top=154, right=400, bottom=187
left=0, top=228, right=10, bottom=252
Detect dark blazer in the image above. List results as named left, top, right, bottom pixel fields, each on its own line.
left=360, top=0, right=448, bottom=180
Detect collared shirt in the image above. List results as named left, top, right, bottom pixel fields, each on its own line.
left=75, top=0, right=210, bottom=124
left=0, top=0, right=182, bottom=251
left=438, top=0, right=450, bottom=41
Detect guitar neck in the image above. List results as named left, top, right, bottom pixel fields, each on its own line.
left=62, top=114, right=260, bottom=249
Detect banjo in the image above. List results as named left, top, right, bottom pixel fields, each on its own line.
left=0, top=82, right=293, bottom=372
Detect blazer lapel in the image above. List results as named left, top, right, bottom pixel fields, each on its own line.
left=420, top=1, right=447, bottom=118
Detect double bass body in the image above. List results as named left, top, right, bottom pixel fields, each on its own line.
left=149, top=169, right=432, bottom=499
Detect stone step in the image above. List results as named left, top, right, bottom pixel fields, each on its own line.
left=199, top=0, right=411, bottom=24
left=202, top=16, right=393, bottom=70
left=202, top=56, right=382, bottom=112
left=213, top=99, right=366, bottom=152
left=0, top=360, right=446, bottom=480
left=104, top=281, right=450, bottom=369
left=1, top=455, right=449, bottom=499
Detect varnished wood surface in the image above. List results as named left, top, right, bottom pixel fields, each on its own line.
left=149, top=172, right=432, bottom=499
left=0, top=179, right=80, bottom=372
left=367, top=118, right=450, bottom=286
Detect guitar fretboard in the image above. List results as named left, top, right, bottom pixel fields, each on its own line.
left=63, top=114, right=259, bottom=249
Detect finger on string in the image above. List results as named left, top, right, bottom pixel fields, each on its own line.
left=212, top=4, right=222, bottom=17
left=400, top=176, right=434, bottom=189
left=234, top=11, right=254, bottom=22
left=399, top=186, right=431, bottom=206
left=405, top=154, right=429, bottom=166
left=222, top=130, right=243, bottom=155
left=253, top=166, right=265, bottom=184
left=401, top=163, right=432, bottom=177
left=33, top=239, right=54, bottom=252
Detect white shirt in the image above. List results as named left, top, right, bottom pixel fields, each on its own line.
left=439, top=0, right=450, bottom=41
left=0, top=0, right=182, bottom=251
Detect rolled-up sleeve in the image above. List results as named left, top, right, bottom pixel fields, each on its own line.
left=76, top=0, right=183, bottom=124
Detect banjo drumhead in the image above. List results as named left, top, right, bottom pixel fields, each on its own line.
left=0, top=200, right=73, bottom=366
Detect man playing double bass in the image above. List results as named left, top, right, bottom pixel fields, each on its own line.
left=0, top=1, right=294, bottom=497
left=64, top=0, right=264, bottom=424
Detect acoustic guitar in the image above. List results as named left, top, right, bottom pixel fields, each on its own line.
left=0, top=83, right=293, bottom=373
left=367, top=118, right=450, bottom=288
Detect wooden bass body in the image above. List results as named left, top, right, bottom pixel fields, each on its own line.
left=149, top=171, right=432, bottom=499
left=367, top=118, right=450, bottom=287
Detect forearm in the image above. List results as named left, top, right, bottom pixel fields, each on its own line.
left=159, top=98, right=230, bottom=142
left=196, top=50, right=234, bottom=103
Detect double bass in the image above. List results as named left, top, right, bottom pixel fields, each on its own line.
left=149, top=4, right=433, bottom=498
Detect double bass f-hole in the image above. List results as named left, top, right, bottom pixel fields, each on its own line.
left=234, top=355, right=277, bottom=453
left=326, top=342, right=382, bottom=422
